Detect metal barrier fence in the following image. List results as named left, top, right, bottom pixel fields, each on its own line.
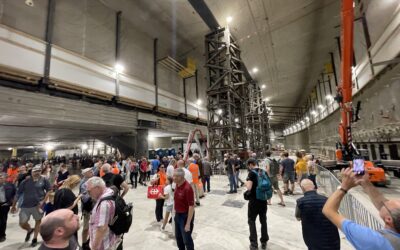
left=316, top=165, right=384, bottom=231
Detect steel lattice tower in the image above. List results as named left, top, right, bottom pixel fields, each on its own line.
left=205, top=27, right=247, bottom=160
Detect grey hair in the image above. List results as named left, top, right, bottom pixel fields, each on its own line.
left=101, top=163, right=111, bottom=173
left=86, top=176, right=105, bottom=188
left=174, top=168, right=185, bottom=177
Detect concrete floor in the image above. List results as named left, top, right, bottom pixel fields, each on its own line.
left=0, top=174, right=353, bottom=250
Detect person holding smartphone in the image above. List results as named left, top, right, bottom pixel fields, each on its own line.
left=323, top=167, right=400, bottom=250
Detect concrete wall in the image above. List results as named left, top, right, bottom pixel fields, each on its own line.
left=285, top=64, right=400, bottom=160
left=0, top=0, right=208, bottom=106
left=148, top=137, right=172, bottom=149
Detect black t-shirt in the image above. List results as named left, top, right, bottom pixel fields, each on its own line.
left=102, top=173, right=124, bottom=190
left=56, top=171, right=69, bottom=183
left=246, top=168, right=260, bottom=200
left=225, top=159, right=235, bottom=174
left=38, top=236, right=81, bottom=250
left=54, top=188, right=78, bottom=215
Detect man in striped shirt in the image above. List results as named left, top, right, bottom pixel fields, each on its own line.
left=86, top=177, right=117, bottom=250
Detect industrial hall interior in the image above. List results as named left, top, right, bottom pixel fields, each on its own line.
left=0, top=0, right=399, bottom=250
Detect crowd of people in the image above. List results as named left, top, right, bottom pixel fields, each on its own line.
left=0, top=149, right=399, bottom=250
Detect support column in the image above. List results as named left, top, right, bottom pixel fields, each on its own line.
left=136, top=129, right=149, bottom=158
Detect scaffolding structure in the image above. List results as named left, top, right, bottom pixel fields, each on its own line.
left=205, top=27, right=269, bottom=160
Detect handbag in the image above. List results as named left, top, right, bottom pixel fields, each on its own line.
left=147, top=185, right=163, bottom=199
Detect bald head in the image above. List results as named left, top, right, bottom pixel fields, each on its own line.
left=380, top=199, right=400, bottom=233
left=300, top=179, right=315, bottom=192
left=177, top=160, right=185, bottom=168
left=40, top=209, right=79, bottom=243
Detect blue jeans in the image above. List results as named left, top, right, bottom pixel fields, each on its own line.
left=228, top=173, right=237, bottom=192
left=175, top=212, right=194, bottom=250
left=235, top=171, right=244, bottom=186
left=202, top=175, right=210, bottom=192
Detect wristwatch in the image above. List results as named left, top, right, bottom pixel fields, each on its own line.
left=337, top=186, right=348, bottom=194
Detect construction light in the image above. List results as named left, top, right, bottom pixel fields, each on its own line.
left=264, top=97, right=270, bottom=102
left=311, top=110, right=318, bottom=116
left=326, top=94, right=333, bottom=101
left=226, top=16, right=233, bottom=23
left=81, top=144, right=88, bottom=150
left=261, top=84, right=266, bottom=89
left=115, top=63, right=125, bottom=73
left=196, top=99, right=202, bottom=105
left=44, top=143, right=54, bottom=151
left=318, top=104, right=325, bottom=110
left=217, top=109, right=223, bottom=115
left=234, top=118, right=239, bottom=122
left=252, top=67, right=258, bottom=73
left=148, top=135, right=155, bottom=142
left=7, top=147, right=12, bottom=151
left=305, top=116, right=310, bottom=121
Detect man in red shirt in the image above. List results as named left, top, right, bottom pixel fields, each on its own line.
left=173, top=168, right=195, bottom=250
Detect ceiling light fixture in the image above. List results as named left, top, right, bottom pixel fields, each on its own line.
left=81, top=144, right=88, bottom=150
left=252, top=67, right=258, bottom=73
left=318, top=104, right=325, bottom=110
left=44, top=143, right=54, bottom=151
left=226, top=16, right=233, bottom=23
left=261, top=84, right=266, bottom=89
left=7, top=147, right=12, bottom=151
left=234, top=118, right=239, bottom=122
left=264, top=97, right=270, bottom=102
left=217, top=109, right=223, bottom=115
left=115, top=63, right=125, bottom=73
left=196, top=99, right=202, bottom=105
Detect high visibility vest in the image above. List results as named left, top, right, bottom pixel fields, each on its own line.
left=188, top=163, right=200, bottom=184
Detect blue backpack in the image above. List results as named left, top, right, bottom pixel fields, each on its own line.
left=252, top=169, right=273, bottom=201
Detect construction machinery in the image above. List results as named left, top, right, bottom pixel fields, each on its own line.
left=334, top=0, right=388, bottom=185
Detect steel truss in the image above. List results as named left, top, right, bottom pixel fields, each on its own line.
left=205, top=27, right=269, bottom=160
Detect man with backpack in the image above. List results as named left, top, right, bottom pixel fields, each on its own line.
left=244, top=158, right=272, bottom=250
left=87, top=177, right=132, bottom=250
left=265, top=151, right=285, bottom=206
left=101, top=164, right=129, bottom=198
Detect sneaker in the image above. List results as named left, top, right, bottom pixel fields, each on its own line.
left=25, top=229, right=34, bottom=242
left=240, top=182, right=245, bottom=187
left=195, top=202, right=201, bottom=206
left=283, top=191, right=289, bottom=196
left=0, top=236, right=6, bottom=242
left=31, top=238, right=38, bottom=247
left=261, top=243, right=267, bottom=249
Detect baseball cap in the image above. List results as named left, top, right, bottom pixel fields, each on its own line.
left=32, top=165, right=42, bottom=172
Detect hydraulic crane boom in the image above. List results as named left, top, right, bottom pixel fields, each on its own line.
left=336, top=0, right=354, bottom=161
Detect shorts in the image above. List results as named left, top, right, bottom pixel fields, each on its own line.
left=19, top=207, right=44, bottom=224
left=166, top=204, right=173, bottom=213
left=283, top=172, right=295, bottom=184
left=82, top=211, right=90, bottom=231
left=270, top=176, right=280, bottom=190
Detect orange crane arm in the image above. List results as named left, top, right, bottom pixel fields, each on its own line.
left=337, top=0, right=354, bottom=160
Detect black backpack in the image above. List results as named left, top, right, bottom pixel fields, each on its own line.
left=268, top=158, right=280, bottom=177
left=97, top=193, right=133, bottom=236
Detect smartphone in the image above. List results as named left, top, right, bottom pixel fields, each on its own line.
left=353, top=158, right=365, bottom=175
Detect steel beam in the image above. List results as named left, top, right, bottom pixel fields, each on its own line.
left=42, top=0, right=56, bottom=86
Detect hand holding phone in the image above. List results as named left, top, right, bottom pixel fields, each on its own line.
left=353, top=158, right=365, bottom=175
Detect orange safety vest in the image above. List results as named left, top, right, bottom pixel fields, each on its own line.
left=188, top=163, right=200, bottom=184
left=6, top=167, right=18, bottom=183
left=158, top=171, right=167, bottom=186
left=100, top=166, right=120, bottom=177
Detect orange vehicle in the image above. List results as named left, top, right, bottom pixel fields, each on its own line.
left=334, top=0, right=388, bottom=185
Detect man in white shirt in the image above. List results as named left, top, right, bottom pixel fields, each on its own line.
left=177, top=160, right=192, bottom=184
